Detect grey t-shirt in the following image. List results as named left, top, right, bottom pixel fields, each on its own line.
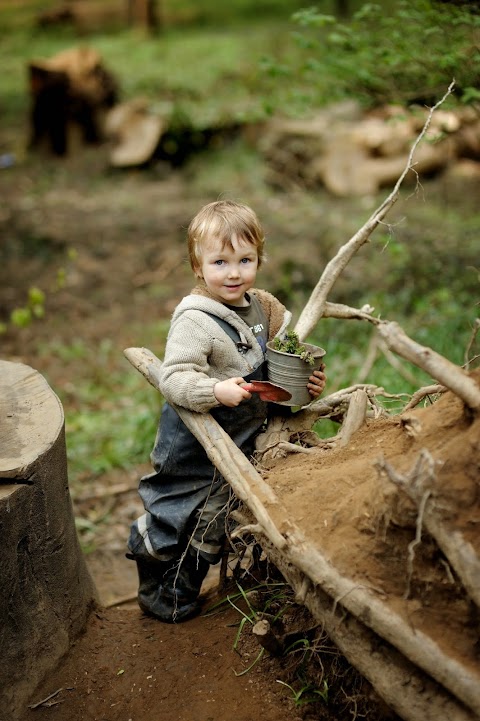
left=228, top=293, right=269, bottom=354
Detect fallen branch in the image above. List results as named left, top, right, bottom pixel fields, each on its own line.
left=378, top=321, right=480, bottom=411
left=124, top=347, right=288, bottom=551
left=264, top=540, right=477, bottom=721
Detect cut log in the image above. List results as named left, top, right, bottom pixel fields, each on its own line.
left=252, top=619, right=284, bottom=656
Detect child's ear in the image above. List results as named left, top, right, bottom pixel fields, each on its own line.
left=193, top=264, right=203, bottom=279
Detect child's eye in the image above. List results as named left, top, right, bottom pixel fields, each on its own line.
left=214, top=259, right=225, bottom=266
left=241, top=258, right=252, bottom=264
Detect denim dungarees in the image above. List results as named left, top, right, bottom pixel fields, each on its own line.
left=128, top=305, right=268, bottom=566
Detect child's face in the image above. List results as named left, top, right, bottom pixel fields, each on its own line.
left=195, top=234, right=259, bottom=307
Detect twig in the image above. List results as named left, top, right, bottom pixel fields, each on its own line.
left=403, top=384, right=446, bottom=411
left=404, top=490, right=432, bottom=600
left=29, top=688, right=64, bottom=709
left=464, top=319, right=480, bottom=370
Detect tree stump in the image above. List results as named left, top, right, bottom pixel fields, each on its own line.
left=0, top=360, right=97, bottom=721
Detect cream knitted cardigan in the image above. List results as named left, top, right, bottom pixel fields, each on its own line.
left=158, top=286, right=291, bottom=413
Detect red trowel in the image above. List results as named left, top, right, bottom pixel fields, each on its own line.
left=241, top=380, right=292, bottom=402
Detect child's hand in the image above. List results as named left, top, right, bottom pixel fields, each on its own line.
left=214, top=377, right=252, bottom=407
left=307, top=365, right=326, bottom=398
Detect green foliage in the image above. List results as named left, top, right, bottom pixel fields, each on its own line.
left=284, top=0, right=480, bottom=109
left=1, top=286, right=46, bottom=333
left=274, top=330, right=316, bottom=365
left=2, top=0, right=479, bottom=133
left=215, top=578, right=333, bottom=708
left=276, top=678, right=329, bottom=707
left=35, top=336, right=162, bottom=488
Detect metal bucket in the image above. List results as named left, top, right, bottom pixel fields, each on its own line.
left=266, top=341, right=326, bottom=407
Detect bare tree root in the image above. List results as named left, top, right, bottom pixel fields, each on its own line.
left=338, top=389, right=368, bottom=447
left=376, top=452, right=480, bottom=610
left=403, top=384, right=446, bottom=411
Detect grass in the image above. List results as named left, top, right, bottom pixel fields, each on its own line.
left=0, top=1, right=312, bottom=131
left=35, top=331, right=166, bottom=491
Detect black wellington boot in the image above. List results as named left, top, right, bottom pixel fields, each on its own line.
left=151, top=548, right=210, bottom=624
left=128, top=555, right=170, bottom=618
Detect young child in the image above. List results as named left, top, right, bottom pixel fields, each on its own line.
left=127, top=200, right=326, bottom=623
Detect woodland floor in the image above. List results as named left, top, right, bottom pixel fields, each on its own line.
left=2, top=138, right=479, bottom=721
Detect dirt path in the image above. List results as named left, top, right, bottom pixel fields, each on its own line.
left=19, top=599, right=302, bottom=721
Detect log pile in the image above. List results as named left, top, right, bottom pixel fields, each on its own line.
left=258, top=101, right=480, bottom=196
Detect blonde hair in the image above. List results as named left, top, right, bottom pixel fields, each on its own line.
left=187, top=200, right=266, bottom=272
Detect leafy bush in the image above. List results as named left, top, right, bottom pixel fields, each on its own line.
left=284, top=1, right=480, bottom=109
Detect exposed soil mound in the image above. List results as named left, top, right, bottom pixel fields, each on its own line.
left=258, top=373, right=480, bottom=718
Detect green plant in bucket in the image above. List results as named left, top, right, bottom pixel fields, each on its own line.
left=273, top=330, right=315, bottom=366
